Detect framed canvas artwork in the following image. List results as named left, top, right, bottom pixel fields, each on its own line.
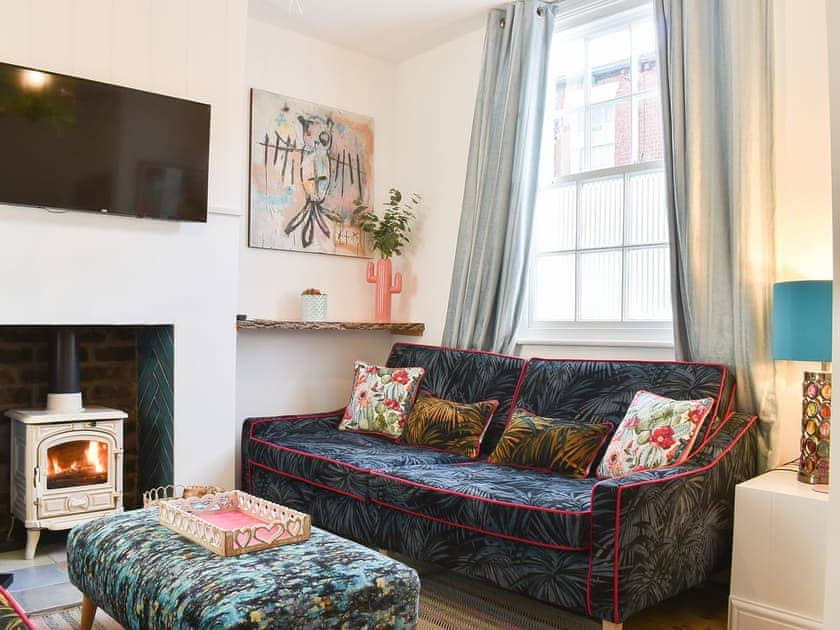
left=249, top=88, right=374, bottom=257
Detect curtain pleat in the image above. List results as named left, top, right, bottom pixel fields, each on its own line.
left=442, top=1, right=554, bottom=354
left=656, top=0, right=777, bottom=468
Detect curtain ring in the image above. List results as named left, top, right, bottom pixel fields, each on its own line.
left=499, top=17, right=506, bottom=28
left=536, top=6, right=544, bottom=17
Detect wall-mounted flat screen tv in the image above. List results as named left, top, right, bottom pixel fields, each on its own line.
left=0, top=62, right=210, bottom=222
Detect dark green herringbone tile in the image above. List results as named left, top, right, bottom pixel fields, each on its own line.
left=137, top=326, right=174, bottom=492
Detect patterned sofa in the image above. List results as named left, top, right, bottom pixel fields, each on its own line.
left=240, top=343, right=758, bottom=628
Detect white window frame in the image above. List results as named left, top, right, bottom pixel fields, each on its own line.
left=518, top=0, right=673, bottom=349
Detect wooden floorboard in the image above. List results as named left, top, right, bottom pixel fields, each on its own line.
left=625, top=581, right=728, bottom=629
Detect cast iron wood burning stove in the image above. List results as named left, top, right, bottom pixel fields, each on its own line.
left=6, top=329, right=127, bottom=559
left=8, top=407, right=125, bottom=559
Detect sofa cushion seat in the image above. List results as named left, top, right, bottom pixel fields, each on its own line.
left=368, top=462, right=597, bottom=550
left=246, top=416, right=470, bottom=500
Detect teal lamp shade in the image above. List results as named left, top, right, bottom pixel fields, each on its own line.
left=772, top=281, right=832, bottom=362
left=773, top=280, right=833, bottom=485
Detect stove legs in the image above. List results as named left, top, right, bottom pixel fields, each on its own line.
left=24, top=528, right=40, bottom=560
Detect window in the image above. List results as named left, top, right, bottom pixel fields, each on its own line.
left=524, top=0, right=672, bottom=346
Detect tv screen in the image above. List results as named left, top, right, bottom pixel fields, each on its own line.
left=0, top=62, right=210, bottom=222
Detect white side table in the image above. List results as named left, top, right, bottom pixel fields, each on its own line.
left=729, top=469, right=827, bottom=629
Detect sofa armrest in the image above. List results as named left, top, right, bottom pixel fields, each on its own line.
left=587, top=412, right=758, bottom=623
left=240, top=410, right=344, bottom=488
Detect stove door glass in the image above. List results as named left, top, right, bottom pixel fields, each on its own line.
left=46, top=440, right=109, bottom=489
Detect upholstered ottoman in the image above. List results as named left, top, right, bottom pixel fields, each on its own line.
left=67, top=508, right=419, bottom=629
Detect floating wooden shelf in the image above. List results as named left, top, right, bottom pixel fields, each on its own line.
left=236, top=319, right=425, bottom=336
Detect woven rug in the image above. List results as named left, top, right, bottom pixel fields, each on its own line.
left=417, top=570, right=598, bottom=630
left=30, top=570, right=598, bottom=629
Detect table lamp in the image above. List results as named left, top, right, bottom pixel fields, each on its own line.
left=772, top=280, right=833, bottom=484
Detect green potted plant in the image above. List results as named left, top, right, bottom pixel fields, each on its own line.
left=353, top=189, right=421, bottom=322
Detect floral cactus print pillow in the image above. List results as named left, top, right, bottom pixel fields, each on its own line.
left=339, top=361, right=425, bottom=439
left=596, top=390, right=714, bottom=478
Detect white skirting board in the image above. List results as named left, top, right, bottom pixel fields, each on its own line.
left=729, top=596, right=822, bottom=630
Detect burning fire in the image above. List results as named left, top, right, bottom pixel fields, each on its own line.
left=48, top=441, right=107, bottom=476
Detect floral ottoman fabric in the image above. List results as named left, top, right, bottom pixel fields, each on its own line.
left=67, top=508, right=419, bottom=629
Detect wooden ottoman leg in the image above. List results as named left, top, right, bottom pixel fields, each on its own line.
left=80, top=595, right=97, bottom=630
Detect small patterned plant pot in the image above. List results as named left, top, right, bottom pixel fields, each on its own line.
left=301, top=294, right=327, bottom=321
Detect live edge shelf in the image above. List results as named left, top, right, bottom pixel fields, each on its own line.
left=236, top=319, right=425, bottom=336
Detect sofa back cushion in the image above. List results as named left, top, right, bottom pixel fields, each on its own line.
left=386, top=343, right=526, bottom=454
left=513, top=358, right=732, bottom=452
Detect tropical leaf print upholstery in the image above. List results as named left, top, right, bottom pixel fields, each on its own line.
left=368, top=463, right=597, bottom=549
left=339, top=361, right=424, bottom=438
left=402, top=391, right=499, bottom=458
left=241, top=345, right=757, bottom=624
left=588, top=412, right=758, bottom=622
left=242, top=413, right=470, bottom=500
left=597, top=391, right=713, bottom=478
left=489, top=408, right=613, bottom=477
left=514, top=359, right=729, bottom=442
left=386, top=343, right=526, bottom=454
left=248, top=465, right=593, bottom=613
left=244, top=410, right=758, bottom=621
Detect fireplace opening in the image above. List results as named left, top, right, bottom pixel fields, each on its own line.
left=46, top=440, right=109, bottom=490
left=0, top=324, right=175, bottom=552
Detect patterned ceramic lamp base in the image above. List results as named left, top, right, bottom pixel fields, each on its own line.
left=799, top=371, right=831, bottom=484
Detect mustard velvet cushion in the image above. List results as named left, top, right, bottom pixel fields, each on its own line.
left=402, top=391, right=499, bottom=458
left=596, top=390, right=714, bottom=478
left=339, top=361, right=425, bottom=439
left=488, top=408, right=613, bottom=478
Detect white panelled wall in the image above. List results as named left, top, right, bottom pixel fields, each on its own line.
left=0, top=0, right=247, bottom=489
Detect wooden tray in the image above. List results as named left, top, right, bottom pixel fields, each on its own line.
left=158, top=490, right=311, bottom=556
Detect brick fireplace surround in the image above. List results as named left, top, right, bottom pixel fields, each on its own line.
left=0, top=326, right=173, bottom=550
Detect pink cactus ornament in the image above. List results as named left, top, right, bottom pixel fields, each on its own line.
left=366, top=258, right=402, bottom=323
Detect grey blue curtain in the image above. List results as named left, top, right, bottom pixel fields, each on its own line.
left=442, top=0, right=554, bottom=353
left=656, top=0, right=777, bottom=467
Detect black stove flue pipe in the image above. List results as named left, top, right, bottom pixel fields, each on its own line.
left=48, top=328, right=81, bottom=404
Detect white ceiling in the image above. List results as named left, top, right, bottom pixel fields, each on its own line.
left=250, top=0, right=500, bottom=62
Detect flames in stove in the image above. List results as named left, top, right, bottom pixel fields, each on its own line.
left=46, top=440, right=109, bottom=489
